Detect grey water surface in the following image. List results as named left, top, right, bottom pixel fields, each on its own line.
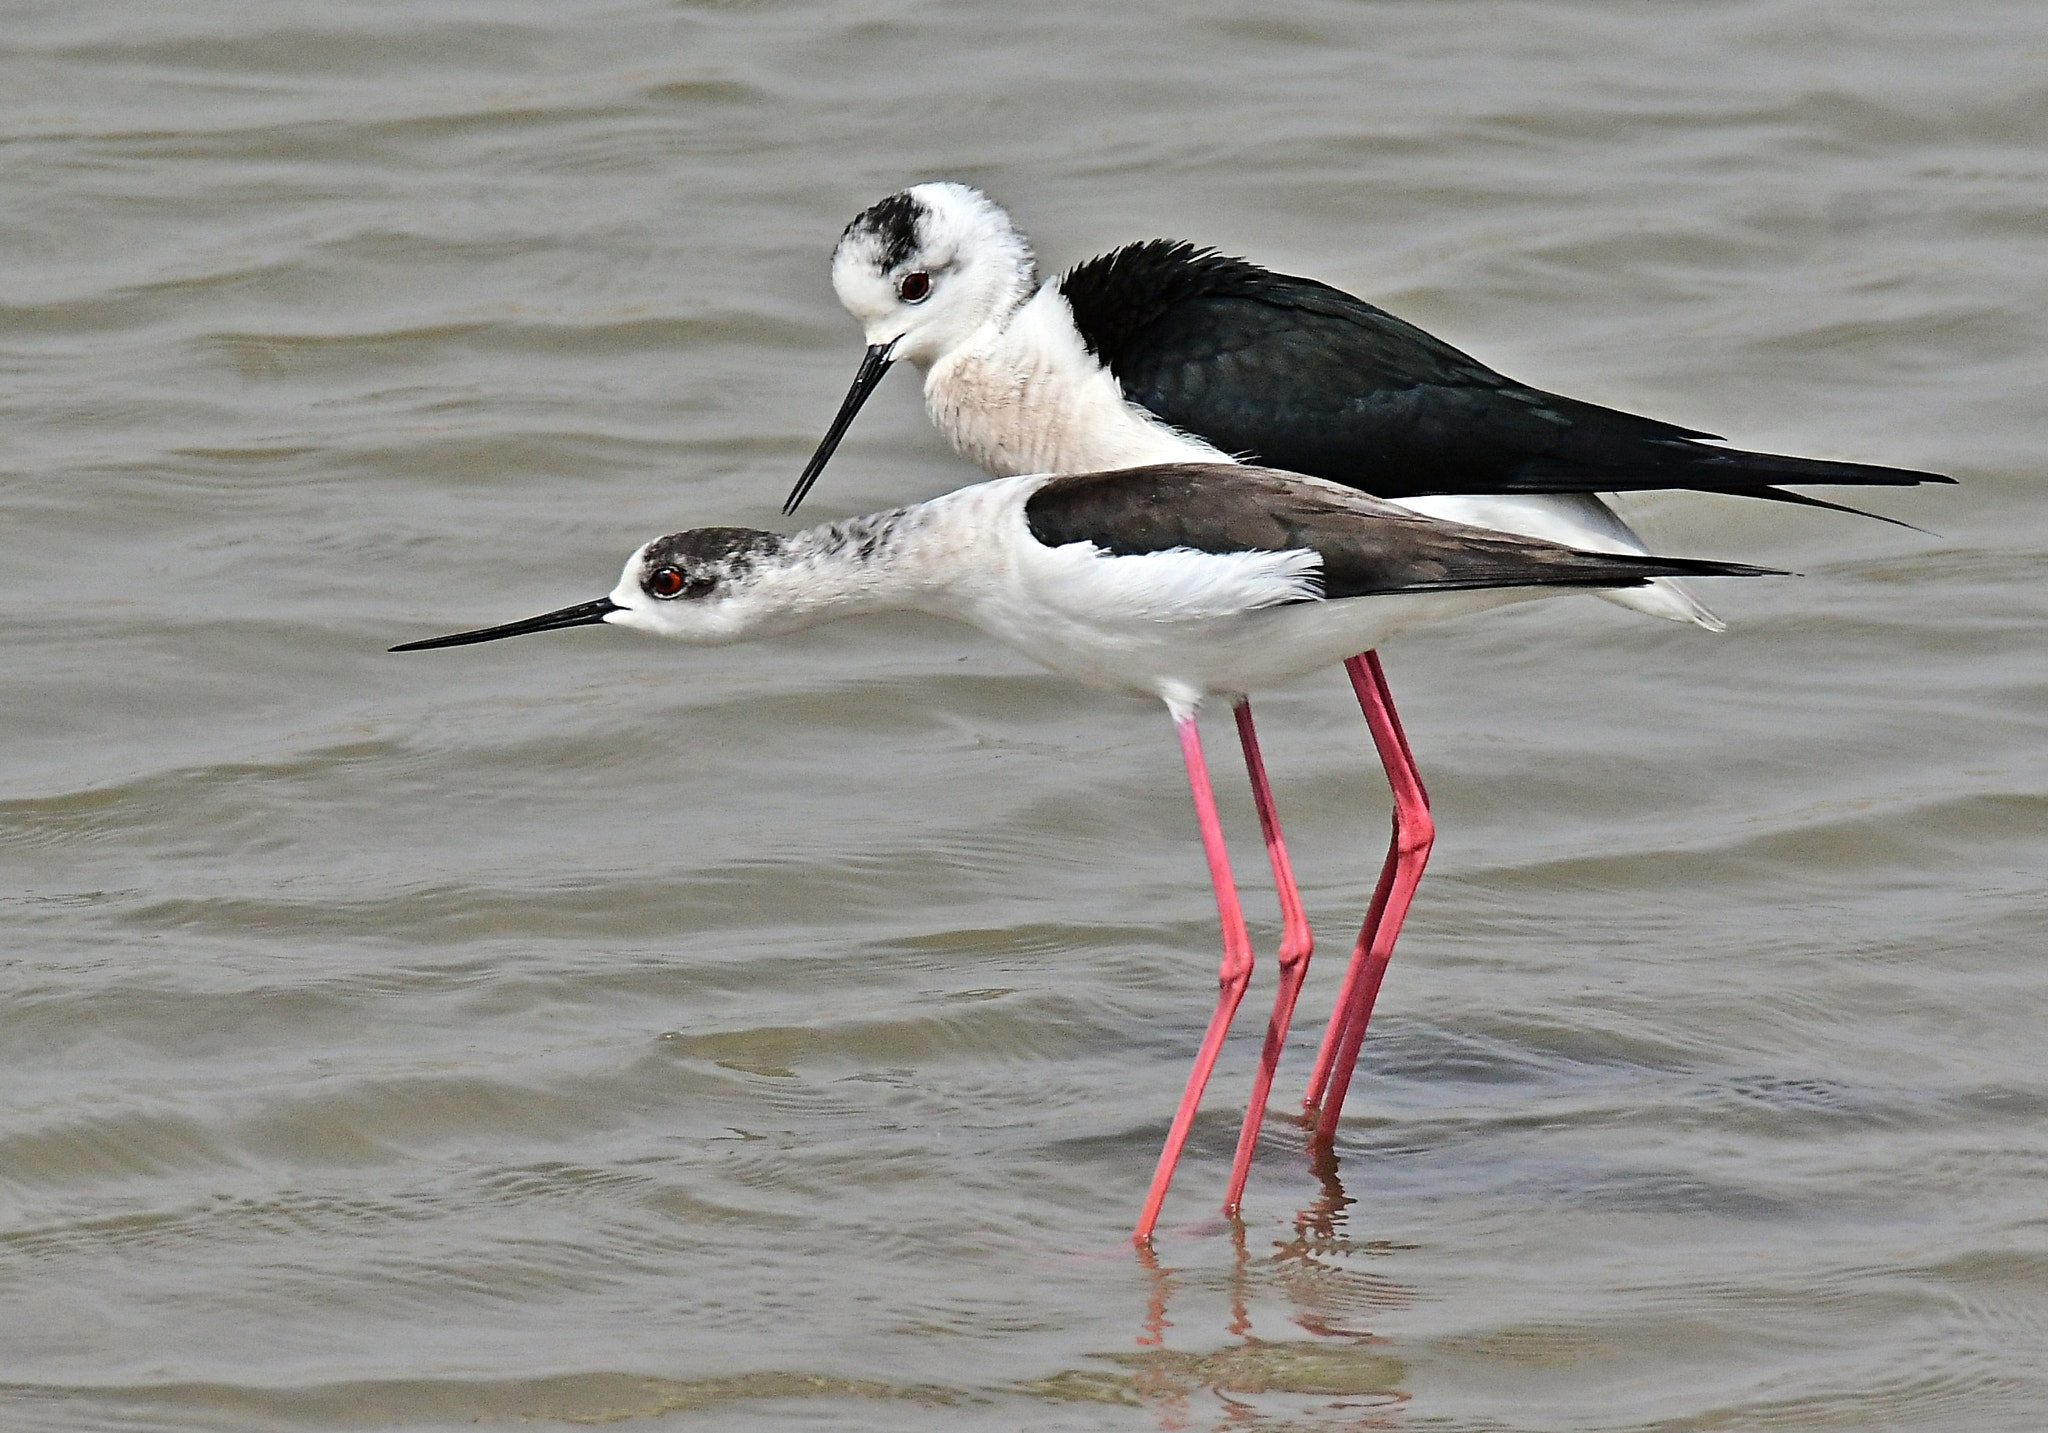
left=4, top=1, right=2045, bottom=1428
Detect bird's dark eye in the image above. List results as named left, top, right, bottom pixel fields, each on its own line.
left=648, top=566, right=685, bottom=598
left=897, top=271, right=931, bottom=303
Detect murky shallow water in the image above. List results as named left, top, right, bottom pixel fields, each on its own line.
left=5, top=1, right=2046, bottom=1428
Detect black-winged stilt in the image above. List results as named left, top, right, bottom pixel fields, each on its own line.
left=777, top=181, right=1951, bottom=1190
left=395, top=461, right=1778, bottom=1240
left=785, top=184, right=1949, bottom=559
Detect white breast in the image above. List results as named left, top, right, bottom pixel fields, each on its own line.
left=923, top=286, right=1227, bottom=477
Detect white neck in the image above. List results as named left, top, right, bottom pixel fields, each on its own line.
left=631, top=482, right=1032, bottom=644
left=919, top=284, right=1229, bottom=478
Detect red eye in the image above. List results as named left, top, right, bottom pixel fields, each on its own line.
left=648, top=566, right=685, bottom=598
left=897, top=271, right=930, bottom=303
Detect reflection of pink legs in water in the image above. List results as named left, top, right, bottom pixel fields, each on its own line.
left=1133, top=651, right=1433, bottom=1242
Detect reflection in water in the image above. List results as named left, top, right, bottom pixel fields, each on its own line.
left=1136, top=1239, right=1174, bottom=1350
left=1118, top=1147, right=1413, bottom=1429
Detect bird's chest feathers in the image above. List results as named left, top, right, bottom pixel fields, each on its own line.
left=926, top=351, right=1039, bottom=471
left=925, top=334, right=1206, bottom=478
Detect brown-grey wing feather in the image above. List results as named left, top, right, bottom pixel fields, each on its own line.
left=1024, top=464, right=1778, bottom=597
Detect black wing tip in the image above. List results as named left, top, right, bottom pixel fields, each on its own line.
left=1828, top=467, right=1954, bottom=488
left=1368, top=558, right=1792, bottom=600
left=1535, top=553, right=1794, bottom=591
left=1653, top=558, right=1792, bottom=580
left=1503, top=447, right=1957, bottom=500
left=1553, top=556, right=1792, bottom=589
left=1715, top=454, right=1956, bottom=488
left=1737, top=486, right=1943, bottom=535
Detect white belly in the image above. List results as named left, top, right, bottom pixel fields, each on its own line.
left=963, top=583, right=1560, bottom=717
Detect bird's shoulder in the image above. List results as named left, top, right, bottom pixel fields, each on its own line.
left=1024, top=462, right=1411, bottom=557
left=1056, top=239, right=1500, bottom=390
left=1024, top=462, right=1468, bottom=601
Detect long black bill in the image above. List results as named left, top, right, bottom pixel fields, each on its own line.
left=390, top=597, right=620, bottom=653
left=782, top=337, right=898, bottom=516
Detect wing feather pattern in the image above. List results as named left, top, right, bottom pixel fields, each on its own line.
left=1025, top=464, right=1779, bottom=600
left=1057, top=242, right=1952, bottom=502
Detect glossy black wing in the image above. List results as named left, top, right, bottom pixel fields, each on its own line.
left=1058, top=242, right=1952, bottom=498
left=1024, top=464, right=1777, bottom=600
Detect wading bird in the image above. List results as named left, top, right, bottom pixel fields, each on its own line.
left=395, top=461, right=1775, bottom=1239
left=779, top=181, right=1949, bottom=1186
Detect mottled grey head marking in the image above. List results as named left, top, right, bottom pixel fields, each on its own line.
left=639, top=527, right=784, bottom=600
left=842, top=190, right=925, bottom=273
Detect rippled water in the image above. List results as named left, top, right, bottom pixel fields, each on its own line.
left=5, top=1, right=2045, bottom=1428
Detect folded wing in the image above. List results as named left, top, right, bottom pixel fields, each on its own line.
left=1024, top=463, right=1780, bottom=601
left=1058, top=242, right=1952, bottom=504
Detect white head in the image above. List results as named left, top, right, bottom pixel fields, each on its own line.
left=782, top=183, right=1038, bottom=517
left=830, top=181, right=1037, bottom=367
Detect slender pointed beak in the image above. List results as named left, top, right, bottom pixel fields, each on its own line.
left=389, top=597, right=621, bottom=652
left=782, top=337, right=898, bottom=516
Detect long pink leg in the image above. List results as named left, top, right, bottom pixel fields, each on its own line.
left=1134, top=713, right=1256, bottom=1243
left=1302, top=652, right=1417, bottom=1109
left=1301, top=654, right=1410, bottom=1113
left=1301, top=840, right=1397, bottom=1112
left=1302, top=652, right=1434, bottom=1142
left=1221, top=699, right=1314, bottom=1216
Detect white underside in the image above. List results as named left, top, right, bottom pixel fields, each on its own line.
left=974, top=578, right=1570, bottom=717
left=938, top=479, right=1641, bottom=715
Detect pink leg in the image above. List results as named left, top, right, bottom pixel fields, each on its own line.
left=1303, top=652, right=1419, bottom=1110
left=1302, top=841, right=1395, bottom=1113
left=1221, top=699, right=1315, bottom=1216
left=1134, top=713, right=1256, bottom=1243
left=1302, top=652, right=1434, bottom=1142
